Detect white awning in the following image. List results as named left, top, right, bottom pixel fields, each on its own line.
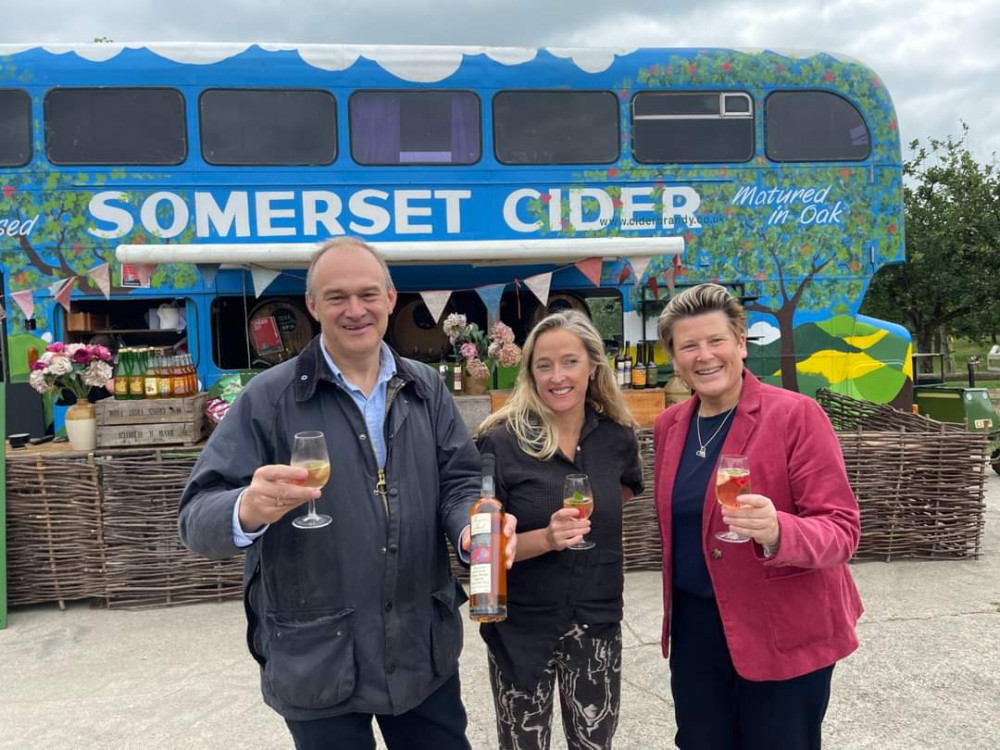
left=115, top=236, right=684, bottom=270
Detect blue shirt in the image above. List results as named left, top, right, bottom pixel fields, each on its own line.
left=232, top=342, right=397, bottom=546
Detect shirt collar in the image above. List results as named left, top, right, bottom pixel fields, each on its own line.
left=319, top=340, right=397, bottom=394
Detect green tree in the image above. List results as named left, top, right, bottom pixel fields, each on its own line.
left=862, top=127, right=1000, bottom=361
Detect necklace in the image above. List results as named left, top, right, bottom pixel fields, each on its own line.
left=695, top=406, right=737, bottom=458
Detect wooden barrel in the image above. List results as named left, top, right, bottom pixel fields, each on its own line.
left=389, top=298, right=449, bottom=362
left=528, top=292, right=591, bottom=329
left=247, top=298, right=315, bottom=365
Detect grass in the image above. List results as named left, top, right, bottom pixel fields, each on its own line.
left=941, top=337, right=1000, bottom=388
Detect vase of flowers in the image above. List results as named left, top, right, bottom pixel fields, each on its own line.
left=443, top=314, right=522, bottom=394
left=29, top=342, right=114, bottom=451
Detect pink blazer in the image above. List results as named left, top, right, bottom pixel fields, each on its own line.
left=653, top=371, right=863, bottom=681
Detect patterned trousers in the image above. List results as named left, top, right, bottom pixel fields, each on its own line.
left=488, top=624, right=622, bottom=750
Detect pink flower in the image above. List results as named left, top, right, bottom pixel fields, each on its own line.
left=499, top=342, right=522, bottom=367
left=460, top=342, right=478, bottom=360
left=72, top=347, right=93, bottom=364
left=465, top=358, right=489, bottom=379
left=46, top=342, right=66, bottom=353
left=30, top=359, right=48, bottom=372
left=92, top=345, right=113, bottom=363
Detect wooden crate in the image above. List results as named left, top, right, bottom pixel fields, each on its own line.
left=95, top=393, right=206, bottom=448
left=96, top=393, right=206, bottom=426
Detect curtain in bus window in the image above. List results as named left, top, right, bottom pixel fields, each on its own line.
left=352, top=94, right=401, bottom=164
left=451, top=94, right=477, bottom=164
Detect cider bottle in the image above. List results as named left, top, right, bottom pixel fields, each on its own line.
left=171, top=356, right=189, bottom=397
left=144, top=353, right=160, bottom=398
left=623, top=340, right=633, bottom=388
left=128, top=348, right=146, bottom=399
left=114, top=349, right=130, bottom=400
left=631, top=342, right=647, bottom=389
left=157, top=354, right=173, bottom=398
left=184, top=354, right=198, bottom=394
left=469, top=453, right=507, bottom=622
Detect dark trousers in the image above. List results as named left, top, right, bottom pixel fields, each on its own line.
left=669, top=589, right=834, bottom=750
left=284, top=674, right=470, bottom=750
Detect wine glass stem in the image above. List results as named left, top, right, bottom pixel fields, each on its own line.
left=306, top=499, right=317, bottom=517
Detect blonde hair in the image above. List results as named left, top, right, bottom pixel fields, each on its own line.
left=477, top=310, right=634, bottom=460
left=306, top=237, right=395, bottom=301
left=657, top=283, right=747, bottom=355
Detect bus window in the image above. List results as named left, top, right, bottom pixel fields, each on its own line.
left=44, top=87, right=186, bottom=166
left=0, top=89, right=32, bottom=167
left=349, top=90, right=480, bottom=165
left=765, top=90, right=870, bottom=162
left=200, top=89, right=337, bottom=166
left=631, top=91, right=754, bottom=164
left=493, top=90, right=619, bottom=165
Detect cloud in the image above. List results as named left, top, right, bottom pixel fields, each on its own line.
left=747, top=321, right=781, bottom=346
left=2, top=0, right=996, bottom=163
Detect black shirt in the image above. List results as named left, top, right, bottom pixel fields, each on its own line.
left=477, top=409, right=643, bottom=691
left=672, top=409, right=735, bottom=599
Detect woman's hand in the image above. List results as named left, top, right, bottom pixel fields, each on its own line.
left=722, top=493, right=780, bottom=549
left=545, top=506, right=592, bottom=552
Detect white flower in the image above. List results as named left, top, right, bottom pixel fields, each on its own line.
left=66, top=343, right=85, bottom=357
left=442, top=313, right=467, bottom=339
left=83, top=361, right=113, bottom=387
left=29, top=370, right=50, bottom=394
left=48, top=355, right=73, bottom=376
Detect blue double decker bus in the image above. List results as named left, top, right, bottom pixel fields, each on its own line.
left=0, top=43, right=910, bottom=416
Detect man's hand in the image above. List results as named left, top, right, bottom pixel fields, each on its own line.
left=238, top=464, right=322, bottom=532
left=460, top=513, right=519, bottom=569
left=721, top=493, right=780, bottom=548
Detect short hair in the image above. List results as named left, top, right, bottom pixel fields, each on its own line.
left=657, top=283, right=747, bottom=355
left=305, top=237, right=395, bottom=301
left=477, top=310, right=634, bottom=459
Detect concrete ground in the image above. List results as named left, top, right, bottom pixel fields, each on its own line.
left=3, top=474, right=999, bottom=749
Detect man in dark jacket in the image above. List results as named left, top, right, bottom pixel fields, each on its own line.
left=179, top=237, right=517, bottom=750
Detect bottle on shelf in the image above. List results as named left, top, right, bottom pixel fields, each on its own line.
left=128, top=348, right=146, bottom=400
left=157, top=353, right=173, bottom=399
left=144, top=351, right=160, bottom=399
left=632, top=342, right=647, bottom=389
left=184, top=354, right=198, bottom=395
left=623, top=340, right=633, bottom=388
left=646, top=339, right=658, bottom=388
left=114, top=349, right=130, bottom=400
left=452, top=361, right=463, bottom=393
left=170, top=356, right=190, bottom=397
left=615, top=344, right=625, bottom=387
left=468, top=453, right=507, bottom=623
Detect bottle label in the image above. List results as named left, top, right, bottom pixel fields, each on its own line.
left=471, top=513, right=492, bottom=536
left=144, top=378, right=158, bottom=397
left=469, top=564, right=492, bottom=595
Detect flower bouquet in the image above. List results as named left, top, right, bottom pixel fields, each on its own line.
left=443, top=314, right=522, bottom=387
left=29, top=342, right=115, bottom=400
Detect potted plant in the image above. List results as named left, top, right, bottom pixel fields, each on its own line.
left=443, top=314, right=522, bottom=395
left=28, top=342, right=114, bottom=451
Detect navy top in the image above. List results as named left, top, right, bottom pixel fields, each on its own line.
left=671, top=409, right=735, bottom=599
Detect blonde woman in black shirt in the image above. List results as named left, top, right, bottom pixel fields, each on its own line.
left=477, top=310, right=643, bottom=750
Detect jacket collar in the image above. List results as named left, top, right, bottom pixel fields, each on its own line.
left=294, top=336, right=432, bottom=403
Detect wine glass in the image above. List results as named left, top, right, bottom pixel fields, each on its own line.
left=291, top=431, right=332, bottom=530
left=715, top=454, right=751, bottom=543
left=563, top=473, right=595, bottom=550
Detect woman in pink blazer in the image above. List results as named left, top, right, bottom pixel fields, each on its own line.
left=652, top=283, right=863, bottom=750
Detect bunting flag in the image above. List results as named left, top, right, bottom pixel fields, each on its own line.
left=87, top=262, right=111, bottom=299
left=629, top=255, right=652, bottom=284
left=514, top=279, right=523, bottom=319
left=11, top=289, right=34, bottom=319
left=618, top=265, right=632, bottom=284
left=523, top=272, right=552, bottom=308
left=575, top=257, right=603, bottom=287
left=251, top=265, right=281, bottom=298
left=49, top=277, right=70, bottom=298
left=665, top=267, right=676, bottom=292
left=418, top=290, right=452, bottom=324
left=476, top=283, right=506, bottom=326
left=197, top=263, right=220, bottom=288
left=648, top=274, right=659, bottom=300
left=54, top=276, right=77, bottom=313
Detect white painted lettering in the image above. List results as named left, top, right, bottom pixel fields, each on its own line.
left=301, top=191, right=344, bottom=236
left=348, top=190, right=391, bottom=235
left=140, top=192, right=189, bottom=239
left=194, top=192, right=250, bottom=238
left=503, top=188, right=542, bottom=233
left=255, top=191, right=296, bottom=237
left=88, top=191, right=134, bottom=239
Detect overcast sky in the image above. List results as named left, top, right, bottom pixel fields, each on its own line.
left=4, top=0, right=998, bottom=166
